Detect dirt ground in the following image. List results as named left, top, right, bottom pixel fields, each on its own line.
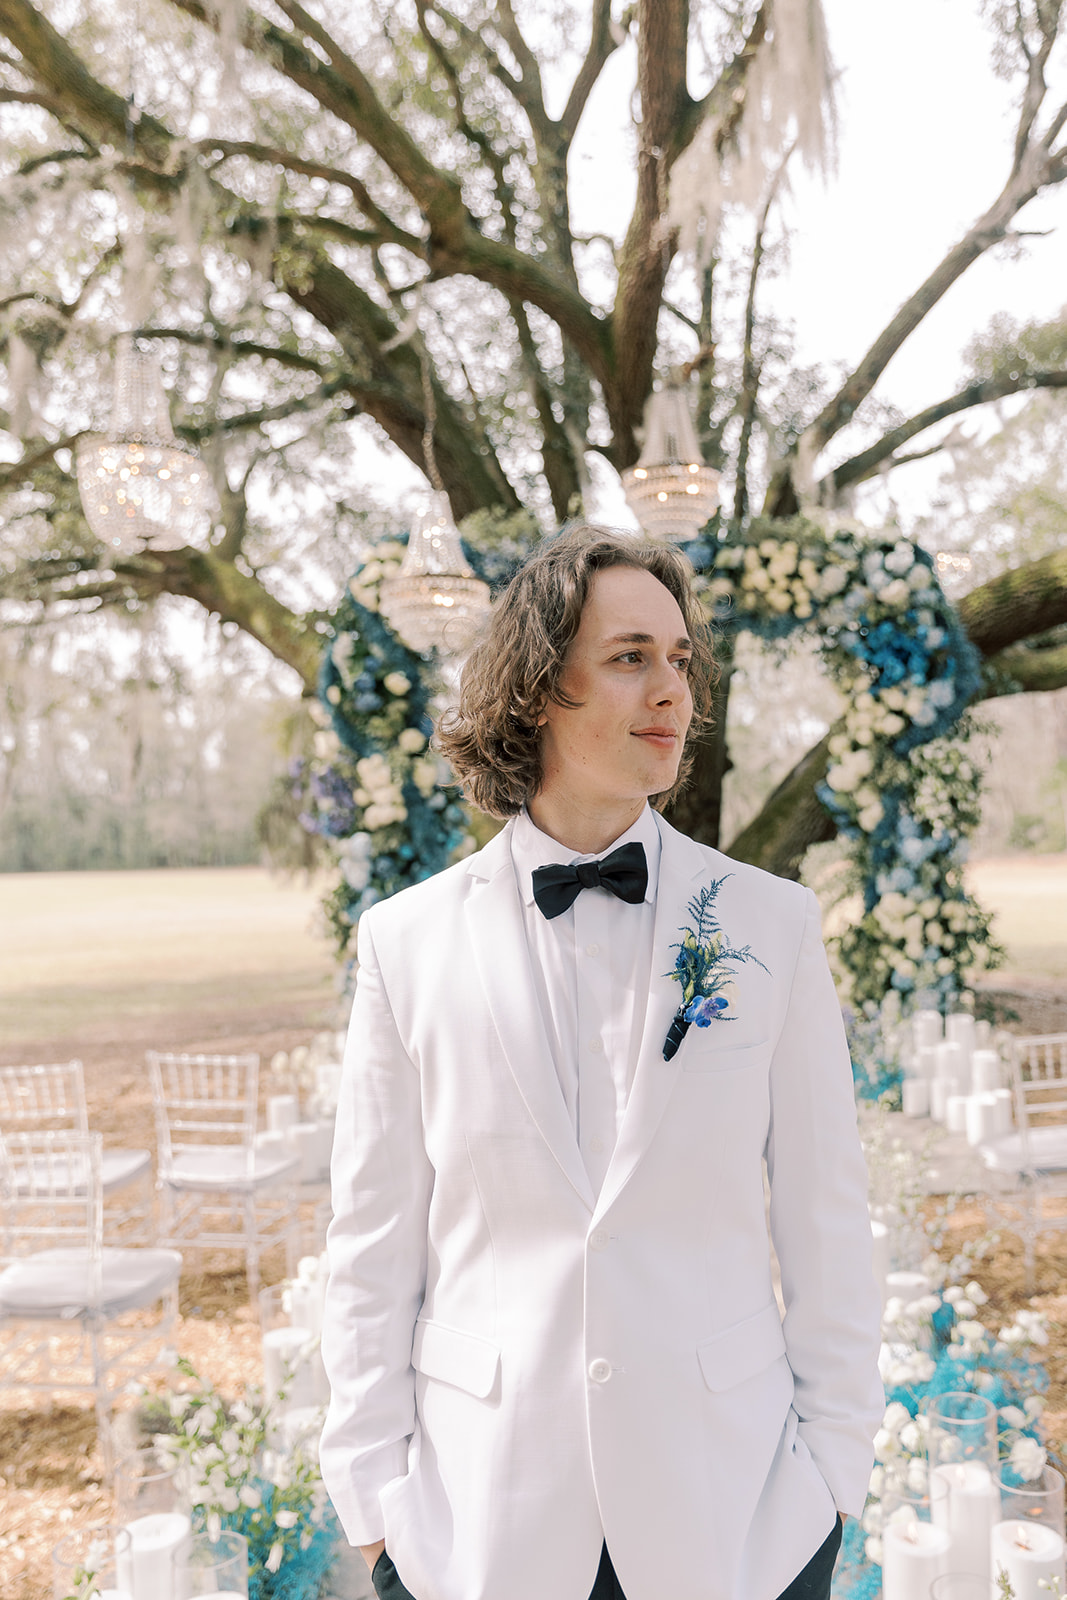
left=0, top=861, right=1065, bottom=1597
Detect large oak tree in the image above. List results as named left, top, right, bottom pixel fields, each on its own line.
left=1, top=0, right=1067, bottom=874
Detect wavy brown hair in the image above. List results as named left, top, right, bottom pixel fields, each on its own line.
left=436, top=523, right=717, bottom=819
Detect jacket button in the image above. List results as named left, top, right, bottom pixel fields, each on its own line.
left=589, top=1229, right=609, bottom=1252
left=588, top=1358, right=612, bottom=1383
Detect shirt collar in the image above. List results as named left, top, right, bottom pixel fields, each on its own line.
left=511, top=804, right=661, bottom=908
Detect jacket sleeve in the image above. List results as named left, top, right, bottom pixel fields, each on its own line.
left=765, top=888, right=884, bottom=1519
left=319, top=908, right=434, bottom=1545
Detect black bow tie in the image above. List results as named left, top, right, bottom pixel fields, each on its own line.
left=531, top=841, right=648, bottom=921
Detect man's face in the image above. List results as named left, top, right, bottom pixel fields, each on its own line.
left=537, top=564, right=694, bottom=818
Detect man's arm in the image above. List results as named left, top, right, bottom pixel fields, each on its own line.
left=319, top=909, right=434, bottom=1546
left=766, top=890, right=884, bottom=1520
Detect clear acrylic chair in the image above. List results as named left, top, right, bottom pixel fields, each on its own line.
left=0, top=1130, right=181, bottom=1473
left=979, top=1033, right=1067, bottom=1288
left=0, top=1060, right=153, bottom=1243
left=147, top=1051, right=300, bottom=1307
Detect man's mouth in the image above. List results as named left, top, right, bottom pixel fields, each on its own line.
left=632, top=727, right=678, bottom=749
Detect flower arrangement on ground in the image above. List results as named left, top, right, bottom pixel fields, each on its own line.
left=138, top=1356, right=337, bottom=1600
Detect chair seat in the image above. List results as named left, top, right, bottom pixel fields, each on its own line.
left=101, top=1147, right=152, bottom=1195
left=161, top=1144, right=299, bottom=1192
left=0, top=1246, right=182, bottom=1319
left=13, top=1147, right=152, bottom=1198
left=979, top=1125, right=1067, bottom=1176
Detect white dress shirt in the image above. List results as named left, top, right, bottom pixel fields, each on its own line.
left=510, top=804, right=661, bottom=1194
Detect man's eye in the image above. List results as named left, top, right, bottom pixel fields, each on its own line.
left=616, top=651, right=642, bottom=664
left=674, top=658, right=692, bottom=674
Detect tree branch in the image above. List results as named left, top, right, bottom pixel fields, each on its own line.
left=824, top=369, right=1067, bottom=496
left=768, top=131, right=1067, bottom=513
left=559, top=0, right=624, bottom=141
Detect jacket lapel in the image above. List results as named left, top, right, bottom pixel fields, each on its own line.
left=465, top=825, right=596, bottom=1212
left=593, top=815, right=708, bottom=1221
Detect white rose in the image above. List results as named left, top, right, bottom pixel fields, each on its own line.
left=384, top=672, right=412, bottom=696
left=398, top=727, right=427, bottom=753
left=899, top=1422, right=922, bottom=1453
left=999, top=1406, right=1028, bottom=1428
left=883, top=1402, right=912, bottom=1434
left=1009, top=1436, right=1047, bottom=1481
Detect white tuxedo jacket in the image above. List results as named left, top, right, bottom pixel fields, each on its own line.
left=321, top=814, right=883, bottom=1600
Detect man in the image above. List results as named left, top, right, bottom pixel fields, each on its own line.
left=320, top=525, right=883, bottom=1600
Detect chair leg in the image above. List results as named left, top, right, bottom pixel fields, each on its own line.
left=245, top=1191, right=260, bottom=1312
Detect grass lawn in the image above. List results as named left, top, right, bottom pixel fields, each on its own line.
left=0, top=864, right=337, bottom=1047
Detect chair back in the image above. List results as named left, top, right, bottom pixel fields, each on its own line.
left=1010, top=1034, right=1067, bottom=1176
left=0, top=1061, right=88, bottom=1135
left=146, top=1052, right=260, bottom=1174
left=0, top=1130, right=103, bottom=1297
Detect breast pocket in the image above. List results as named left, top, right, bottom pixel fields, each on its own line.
left=682, top=1039, right=769, bottom=1073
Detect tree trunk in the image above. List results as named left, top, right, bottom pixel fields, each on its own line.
left=665, top=631, right=735, bottom=846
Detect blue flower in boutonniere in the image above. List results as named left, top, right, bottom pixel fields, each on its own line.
left=662, top=877, right=770, bottom=1061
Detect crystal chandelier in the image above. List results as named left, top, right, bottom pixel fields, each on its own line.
left=379, top=493, right=491, bottom=655
left=621, top=384, right=720, bottom=542
left=75, top=337, right=215, bottom=555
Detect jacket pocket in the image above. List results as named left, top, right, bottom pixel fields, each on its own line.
left=697, top=1300, right=787, bottom=1392
left=411, top=1318, right=501, bottom=1398
left=682, top=1039, right=768, bottom=1073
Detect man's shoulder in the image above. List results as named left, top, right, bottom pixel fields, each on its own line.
left=360, top=823, right=511, bottom=939
left=656, top=815, right=811, bottom=915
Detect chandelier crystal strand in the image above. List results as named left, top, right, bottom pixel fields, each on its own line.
left=379, top=493, right=491, bottom=655
left=75, top=337, right=215, bottom=554
left=621, top=384, right=720, bottom=542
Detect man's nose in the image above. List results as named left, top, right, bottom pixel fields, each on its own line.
left=650, top=657, right=685, bottom=704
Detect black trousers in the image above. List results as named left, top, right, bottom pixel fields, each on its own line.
left=371, top=1517, right=843, bottom=1600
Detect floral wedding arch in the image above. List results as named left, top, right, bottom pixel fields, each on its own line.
left=294, top=516, right=1001, bottom=1020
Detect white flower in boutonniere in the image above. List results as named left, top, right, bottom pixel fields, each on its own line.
left=662, top=877, right=770, bottom=1061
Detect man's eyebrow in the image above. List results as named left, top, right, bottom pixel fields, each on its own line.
left=601, top=631, right=693, bottom=649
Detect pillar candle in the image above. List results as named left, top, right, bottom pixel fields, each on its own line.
left=936, top=1041, right=966, bottom=1083
left=946, top=1013, right=976, bottom=1057
left=118, top=1511, right=190, bottom=1600
left=902, top=1079, right=930, bottom=1117
left=870, top=1220, right=890, bottom=1304
left=991, top=1519, right=1067, bottom=1600
left=992, top=1088, right=1014, bottom=1135
left=914, top=1010, right=944, bottom=1050
left=262, top=1324, right=318, bottom=1410
left=946, top=1094, right=968, bottom=1134
left=931, top=1461, right=999, bottom=1579
left=916, top=1046, right=939, bottom=1081
left=881, top=1516, right=951, bottom=1600
left=267, top=1094, right=299, bottom=1135
left=972, top=1050, right=1001, bottom=1093
left=965, top=1094, right=999, bottom=1147
left=975, top=1019, right=993, bottom=1047
left=930, top=1078, right=949, bottom=1123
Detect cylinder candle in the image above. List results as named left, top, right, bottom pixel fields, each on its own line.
left=937, top=1040, right=966, bottom=1083
left=902, top=1079, right=930, bottom=1118
left=931, top=1461, right=998, bottom=1579
left=267, top=1094, right=299, bottom=1135
left=946, top=1094, right=968, bottom=1134
left=119, top=1511, right=191, bottom=1600
left=990, top=1519, right=1066, bottom=1600
left=930, top=1079, right=949, bottom=1123
left=946, top=1012, right=976, bottom=1056
left=965, top=1094, right=998, bottom=1147
left=262, top=1324, right=318, bottom=1410
left=914, top=1010, right=944, bottom=1050
left=992, top=1089, right=1014, bottom=1134
left=972, top=1050, right=1001, bottom=1093
left=882, top=1513, right=951, bottom=1600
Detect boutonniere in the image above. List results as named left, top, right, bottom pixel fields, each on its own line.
left=662, top=876, right=770, bottom=1061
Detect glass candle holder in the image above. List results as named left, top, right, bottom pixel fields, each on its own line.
left=172, top=1530, right=249, bottom=1599
left=925, top=1392, right=998, bottom=1471
left=52, top=1523, right=132, bottom=1600
left=259, top=1282, right=325, bottom=1413
left=929, top=1577, right=999, bottom=1600
left=114, top=1445, right=193, bottom=1600
left=996, top=1463, right=1066, bottom=1532
left=881, top=1474, right=951, bottom=1600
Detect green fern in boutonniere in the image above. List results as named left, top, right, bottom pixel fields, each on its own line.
left=663, top=876, right=770, bottom=1061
